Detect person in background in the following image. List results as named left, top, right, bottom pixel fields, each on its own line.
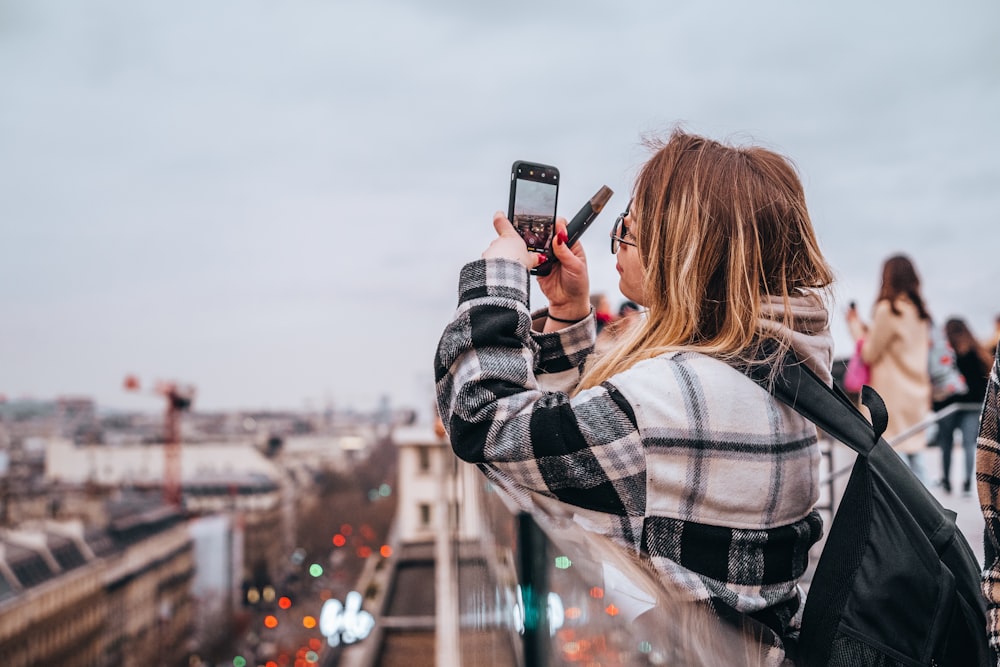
left=618, top=299, right=641, bottom=322
left=435, top=129, right=836, bottom=664
left=976, top=343, right=1000, bottom=658
left=935, top=318, right=993, bottom=495
left=590, top=292, right=619, bottom=354
left=590, top=292, right=615, bottom=335
left=594, top=299, right=643, bottom=355
left=846, top=255, right=932, bottom=482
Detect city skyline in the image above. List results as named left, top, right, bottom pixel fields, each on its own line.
left=2, top=0, right=998, bottom=414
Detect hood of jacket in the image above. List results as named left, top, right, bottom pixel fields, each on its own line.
left=757, top=293, right=835, bottom=386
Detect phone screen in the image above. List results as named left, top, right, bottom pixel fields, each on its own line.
left=509, top=162, right=559, bottom=254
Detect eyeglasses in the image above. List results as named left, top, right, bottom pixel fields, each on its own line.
left=610, top=199, right=637, bottom=253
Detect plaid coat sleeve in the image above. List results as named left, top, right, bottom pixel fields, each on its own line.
left=977, top=344, right=1000, bottom=657
left=434, top=258, right=647, bottom=517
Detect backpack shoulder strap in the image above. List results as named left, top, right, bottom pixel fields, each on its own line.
left=740, top=348, right=888, bottom=457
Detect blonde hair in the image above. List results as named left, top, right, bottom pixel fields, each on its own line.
left=577, top=129, right=834, bottom=391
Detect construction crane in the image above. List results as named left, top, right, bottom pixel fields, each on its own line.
left=124, top=375, right=195, bottom=507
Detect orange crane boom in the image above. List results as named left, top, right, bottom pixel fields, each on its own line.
left=124, top=375, right=195, bottom=507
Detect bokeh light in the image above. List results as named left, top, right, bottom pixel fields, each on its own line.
left=309, top=564, right=323, bottom=577
left=278, top=596, right=292, bottom=610
left=379, top=544, right=392, bottom=558
left=264, top=615, right=278, bottom=629
left=332, top=534, right=346, bottom=547
left=302, top=615, right=317, bottom=629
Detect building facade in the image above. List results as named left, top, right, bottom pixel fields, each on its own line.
left=392, top=425, right=484, bottom=544
left=0, top=509, right=195, bottom=667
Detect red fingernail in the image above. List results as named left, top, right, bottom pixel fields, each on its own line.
left=557, top=231, right=568, bottom=245
left=538, top=254, right=548, bottom=264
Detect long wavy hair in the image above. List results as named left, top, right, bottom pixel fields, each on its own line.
left=876, top=254, right=930, bottom=320
left=576, top=129, right=834, bottom=392
left=945, top=317, right=993, bottom=368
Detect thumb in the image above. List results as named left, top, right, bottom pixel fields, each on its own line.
left=550, top=217, right=572, bottom=261
left=492, top=211, right=519, bottom=237
left=550, top=216, right=584, bottom=267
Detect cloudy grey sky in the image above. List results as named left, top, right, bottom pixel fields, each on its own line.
left=2, top=0, right=998, bottom=415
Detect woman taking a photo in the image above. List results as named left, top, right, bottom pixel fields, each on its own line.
left=434, top=129, right=835, bottom=662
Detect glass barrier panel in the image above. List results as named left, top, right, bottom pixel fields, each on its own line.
left=453, top=477, right=769, bottom=667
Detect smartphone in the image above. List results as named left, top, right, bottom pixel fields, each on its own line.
left=508, top=161, right=559, bottom=269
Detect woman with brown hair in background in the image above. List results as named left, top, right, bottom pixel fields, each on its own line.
left=846, top=254, right=932, bottom=481
left=936, top=317, right=993, bottom=495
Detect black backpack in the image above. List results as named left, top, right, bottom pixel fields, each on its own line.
left=744, top=354, right=991, bottom=666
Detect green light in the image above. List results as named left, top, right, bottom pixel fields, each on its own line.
left=379, top=483, right=391, bottom=497
left=309, top=563, right=323, bottom=577
left=305, top=650, right=319, bottom=662
left=233, top=657, right=247, bottom=667
left=368, top=489, right=379, bottom=501
left=638, top=641, right=652, bottom=653
left=554, top=556, right=572, bottom=569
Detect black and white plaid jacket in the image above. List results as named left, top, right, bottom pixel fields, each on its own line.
left=435, top=258, right=825, bottom=646
left=977, top=345, right=1000, bottom=658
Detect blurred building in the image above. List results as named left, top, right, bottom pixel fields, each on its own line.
left=340, top=424, right=487, bottom=667
left=44, top=440, right=286, bottom=595
left=40, top=436, right=373, bottom=608
left=188, top=514, right=240, bottom=661
left=0, top=396, right=400, bottom=664
left=0, top=397, right=97, bottom=443
left=0, top=506, right=194, bottom=667
left=392, top=425, right=482, bottom=544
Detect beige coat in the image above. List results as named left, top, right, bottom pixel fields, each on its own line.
left=860, top=298, right=931, bottom=453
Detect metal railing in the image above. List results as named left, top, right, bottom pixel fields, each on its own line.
left=816, top=401, right=979, bottom=514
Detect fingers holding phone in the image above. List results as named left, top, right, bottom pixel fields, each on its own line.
left=481, top=211, right=548, bottom=268
left=489, top=161, right=602, bottom=310
left=547, top=217, right=586, bottom=272
left=537, top=217, right=590, bottom=316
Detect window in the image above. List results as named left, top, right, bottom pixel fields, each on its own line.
left=418, top=503, right=431, bottom=527
left=418, top=447, right=431, bottom=473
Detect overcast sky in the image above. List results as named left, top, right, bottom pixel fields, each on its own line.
left=1, top=0, right=998, bottom=416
